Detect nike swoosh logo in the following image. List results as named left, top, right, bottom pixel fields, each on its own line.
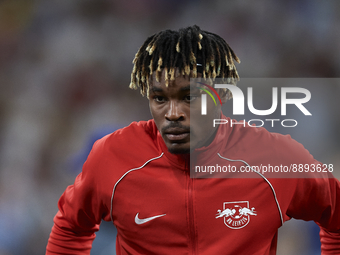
left=135, top=213, right=166, bottom=225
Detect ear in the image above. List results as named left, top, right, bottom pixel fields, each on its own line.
left=218, top=89, right=229, bottom=104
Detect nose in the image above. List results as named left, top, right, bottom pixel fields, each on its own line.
left=165, top=100, right=185, bottom=121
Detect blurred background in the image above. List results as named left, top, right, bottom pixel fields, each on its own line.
left=0, top=0, right=339, bottom=254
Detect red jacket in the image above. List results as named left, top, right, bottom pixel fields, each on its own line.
left=46, top=116, right=340, bottom=254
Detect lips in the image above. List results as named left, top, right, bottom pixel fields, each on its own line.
left=165, top=133, right=189, bottom=141
left=164, top=128, right=190, bottom=142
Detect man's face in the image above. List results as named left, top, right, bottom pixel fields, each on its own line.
left=148, top=70, right=223, bottom=154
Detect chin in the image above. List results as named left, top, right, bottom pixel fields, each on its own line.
left=167, top=145, right=191, bottom=154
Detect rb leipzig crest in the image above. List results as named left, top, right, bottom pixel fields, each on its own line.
left=216, top=201, right=257, bottom=229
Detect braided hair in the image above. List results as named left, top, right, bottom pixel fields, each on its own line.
left=129, top=25, right=240, bottom=97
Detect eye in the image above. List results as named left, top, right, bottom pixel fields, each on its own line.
left=153, top=96, right=166, bottom=103
left=184, top=95, right=198, bottom=102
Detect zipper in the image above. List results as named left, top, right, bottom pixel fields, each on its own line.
left=187, top=172, right=198, bottom=254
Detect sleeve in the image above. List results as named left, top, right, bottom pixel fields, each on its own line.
left=46, top=138, right=112, bottom=254
left=272, top=134, right=340, bottom=254
left=318, top=176, right=340, bottom=254
left=286, top=169, right=340, bottom=254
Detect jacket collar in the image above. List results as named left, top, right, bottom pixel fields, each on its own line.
left=155, top=113, right=232, bottom=171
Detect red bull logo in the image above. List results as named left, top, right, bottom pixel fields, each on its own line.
left=216, top=201, right=256, bottom=229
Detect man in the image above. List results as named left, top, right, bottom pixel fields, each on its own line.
left=46, top=25, right=340, bottom=254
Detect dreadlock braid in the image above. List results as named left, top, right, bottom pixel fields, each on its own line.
left=129, top=25, right=240, bottom=97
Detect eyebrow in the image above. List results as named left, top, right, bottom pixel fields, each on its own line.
left=150, top=87, right=164, bottom=93
left=150, top=85, right=198, bottom=93
left=180, top=85, right=195, bottom=91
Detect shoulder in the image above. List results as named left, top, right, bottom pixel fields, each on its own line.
left=82, top=120, right=161, bottom=178
left=91, top=119, right=159, bottom=158
left=226, top=119, right=314, bottom=164
left=225, top=119, right=296, bottom=149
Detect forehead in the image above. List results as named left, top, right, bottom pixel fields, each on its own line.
left=148, top=69, right=203, bottom=92
left=149, top=72, right=190, bottom=90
